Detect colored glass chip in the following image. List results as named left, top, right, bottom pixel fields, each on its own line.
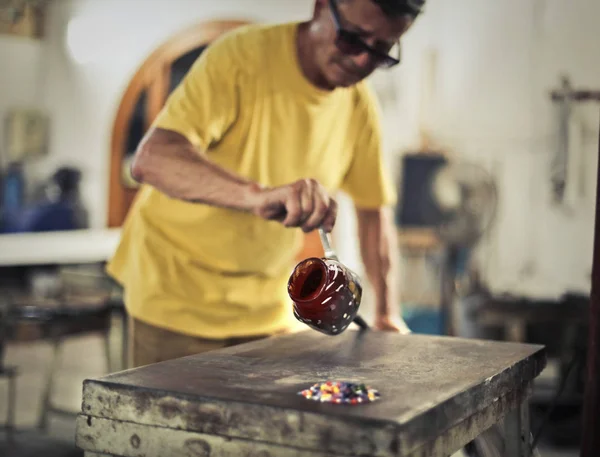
left=298, top=381, right=380, bottom=405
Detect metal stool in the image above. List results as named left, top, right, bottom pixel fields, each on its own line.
left=6, top=298, right=116, bottom=431
left=0, top=299, right=18, bottom=442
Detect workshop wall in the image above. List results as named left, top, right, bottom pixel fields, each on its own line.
left=404, top=0, right=600, bottom=298
left=333, top=0, right=600, bottom=302
left=2, top=0, right=599, bottom=300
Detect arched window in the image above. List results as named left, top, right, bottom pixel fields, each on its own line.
left=108, top=20, right=249, bottom=227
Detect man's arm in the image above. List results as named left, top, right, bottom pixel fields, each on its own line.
left=132, top=127, right=258, bottom=211
left=356, top=206, right=411, bottom=334
left=131, top=127, right=338, bottom=232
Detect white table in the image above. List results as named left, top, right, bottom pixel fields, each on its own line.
left=0, top=229, right=121, bottom=266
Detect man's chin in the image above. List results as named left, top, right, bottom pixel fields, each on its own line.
left=327, top=71, right=363, bottom=89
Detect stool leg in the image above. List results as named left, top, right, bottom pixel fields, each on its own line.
left=103, top=328, right=112, bottom=373
left=122, top=312, right=129, bottom=370
left=105, top=311, right=126, bottom=373
left=38, top=338, right=62, bottom=431
left=104, top=310, right=126, bottom=373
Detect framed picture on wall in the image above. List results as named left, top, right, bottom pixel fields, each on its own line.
left=0, top=2, right=46, bottom=39
left=4, top=108, right=49, bottom=163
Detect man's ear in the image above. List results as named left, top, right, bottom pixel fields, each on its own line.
left=313, top=0, right=329, bottom=19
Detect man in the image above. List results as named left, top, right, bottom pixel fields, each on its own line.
left=107, top=0, right=424, bottom=368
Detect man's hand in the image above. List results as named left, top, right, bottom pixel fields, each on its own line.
left=251, top=179, right=338, bottom=233
left=374, top=315, right=412, bottom=334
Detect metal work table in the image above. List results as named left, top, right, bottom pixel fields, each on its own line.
left=75, top=330, right=546, bottom=457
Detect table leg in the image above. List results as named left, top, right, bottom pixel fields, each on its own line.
left=504, top=400, right=531, bottom=457
left=7, top=370, right=16, bottom=438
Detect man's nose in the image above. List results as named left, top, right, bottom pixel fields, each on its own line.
left=350, top=52, right=375, bottom=70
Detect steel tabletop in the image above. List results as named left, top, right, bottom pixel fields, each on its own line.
left=75, top=329, right=546, bottom=457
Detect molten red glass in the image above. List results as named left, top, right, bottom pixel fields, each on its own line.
left=287, top=257, right=363, bottom=336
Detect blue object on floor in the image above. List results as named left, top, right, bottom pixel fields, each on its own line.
left=402, top=305, right=446, bottom=335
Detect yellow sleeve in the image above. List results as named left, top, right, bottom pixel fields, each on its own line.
left=151, top=33, right=241, bottom=150
left=339, top=84, right=397, bottom=209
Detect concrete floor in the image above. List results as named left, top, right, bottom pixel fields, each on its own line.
left=0, top=331, right=582, bottom=457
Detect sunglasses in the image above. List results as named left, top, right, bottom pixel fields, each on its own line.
left=328, top=0, right=401, bottom=69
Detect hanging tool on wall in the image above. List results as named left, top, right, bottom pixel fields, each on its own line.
left=550, top=75, right=600, bottom=207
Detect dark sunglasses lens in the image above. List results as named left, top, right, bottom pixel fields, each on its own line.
left=378, top=56, right=398, bottom=68
left=336, top=31, right=399, bottom=68
left=335, top=31, right=364, bottom=55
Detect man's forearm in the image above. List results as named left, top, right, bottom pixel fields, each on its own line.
left=131, top=128, right=259, bottom=211
left=357, top=207, right=410, bottom=332
left=357, top=208, right=397, bottom=315
left=131, top=127, right=339, bottom=232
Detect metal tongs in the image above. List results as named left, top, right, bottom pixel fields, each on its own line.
left=318, top=227, right=339, bottom=261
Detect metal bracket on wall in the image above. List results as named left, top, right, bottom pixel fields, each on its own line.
left=549, top=76, right=600, bottom=205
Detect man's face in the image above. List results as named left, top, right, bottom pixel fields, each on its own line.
left=311, top=0, right=413, bottom=88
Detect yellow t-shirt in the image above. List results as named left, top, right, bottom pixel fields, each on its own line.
left=106, top=22, right=396, bottom=339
